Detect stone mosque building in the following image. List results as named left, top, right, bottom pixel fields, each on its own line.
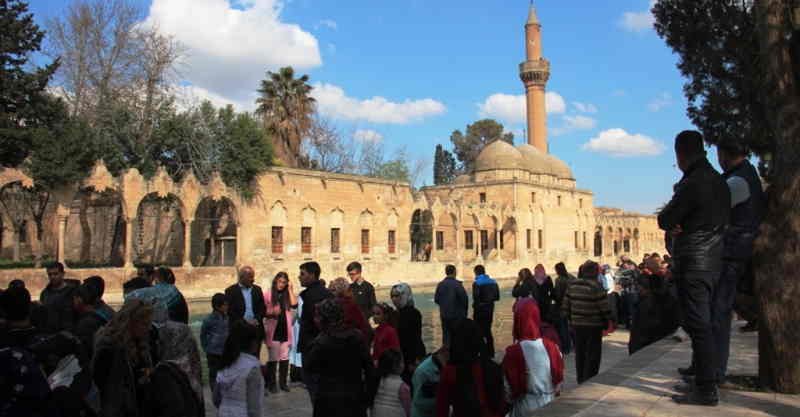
left=0, top=6, right=664, bottom=297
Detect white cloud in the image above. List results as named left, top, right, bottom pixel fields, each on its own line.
left=477, top=92, right=566, bottom=124
left=573, top=101, right=598, bottom=113
left=581, top=128, right=665, bottom=157
left=619, top=0, right=657, bottom=32
left=311, top=83, right=446, bottom=124
left=144, top=0, right=322, bottom=111
left=353, top=129, right=383, bottom=143
left=552, top=115, right=598, bottom=136
left=318, top=19, right=338, bottom=30
left=174, top=84, right=255, bottom=111
left=647, top=92, right=674, bottom=112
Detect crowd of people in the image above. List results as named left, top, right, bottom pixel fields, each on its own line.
left=1, top=129, right=767, bottom=415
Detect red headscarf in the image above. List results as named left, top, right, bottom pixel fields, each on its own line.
left=503, top=298, right=564, bottom=400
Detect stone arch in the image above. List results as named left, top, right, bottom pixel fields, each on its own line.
left=435, top=212, right=458, bottom=261
left=0, top=181, right=54, bottom=263
left=65, top=188, right=126, bottom=267
left=133, top=193, right=185, bottom=266
left=300, top=206, right=317, bottom=255
left=461, top=212, right=480, bottom=261
left=410, top=209, right=434, bottom=262
left=594, top=226, right=603, bottom=257
left=269, top=201, right=288, bottom=255
left=500, top=216, right=518, bottom=260
left=329, top=208, right=344, bottom=254
left=190, top=197, right=237, bottom=266
left=624, top=227, right=632, bottom=253
left=480, top=214, right=498, bottom=257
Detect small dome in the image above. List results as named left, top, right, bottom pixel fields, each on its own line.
left=516, top=144, right=557, bottom=176
left=453, top=174, right=471, bottom=184
left=474, top=140, right=524, bottom=172
left=545, top=153, right=574, bottom=179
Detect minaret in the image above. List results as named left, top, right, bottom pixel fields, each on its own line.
left=519, top=4, right=551, bottom=153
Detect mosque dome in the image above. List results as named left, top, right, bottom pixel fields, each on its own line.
left=516, top=144, right=557, bottom=176
left=544, top=153, right=574, bottom=179
left=474, top=140, right=524, bottom=172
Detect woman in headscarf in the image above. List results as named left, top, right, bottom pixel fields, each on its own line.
left=306, top=298, right=375, bottom=417
left=123, top=267, right=186, bottom=324
left=93, top=299, right=157, bottom=417
left=502, top=298, right=564, bottom=416
left=150, top=320, right=205, bottom=416
left=390, top=283, right=426, bottom=380
left=436, top=318, right=506, bottom=417
left=329, top=277, right=373, bottom=344
left=531, top=265, right=555, bottom=323
left=263, top=272, right=298, bottom=393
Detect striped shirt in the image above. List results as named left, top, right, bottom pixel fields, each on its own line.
left=562, top=279, right=611, bottom=328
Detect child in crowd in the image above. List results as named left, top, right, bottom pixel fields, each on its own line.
left=201, top=293, right=229, bottom=393
left=213, top=320, right=264, bottom=417
left=371, top=349, right=411, bottom=417
left=372, top=303, right=401, bottom=363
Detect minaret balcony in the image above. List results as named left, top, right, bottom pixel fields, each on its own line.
left=519, top=60, right=551, bottom=85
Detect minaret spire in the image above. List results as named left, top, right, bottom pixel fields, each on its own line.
left=519, top=3, right=550, bottom=153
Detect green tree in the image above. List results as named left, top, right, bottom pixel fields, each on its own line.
left=0, top=0, right=60, bottom=167
left=449, top=119, right=513, bottom=173
left=256, top=66, right=315, bottom=168
left=653, top=0, right=772, bottom=168
left=218, top=109, right=274, bottom=199
left=433, top=144, right=457, bottom=185
left=654, top=0, right=800, bottom=392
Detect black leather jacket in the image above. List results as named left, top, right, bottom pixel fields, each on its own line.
left=658, top=158, right=730, bottom=273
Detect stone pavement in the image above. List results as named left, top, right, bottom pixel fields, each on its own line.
left=532, top=321, right=800, bottom=417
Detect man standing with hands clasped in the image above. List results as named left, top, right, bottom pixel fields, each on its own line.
left=658, top=131, right=730, bottom=406
left=225, top=266, right=267, bottom=351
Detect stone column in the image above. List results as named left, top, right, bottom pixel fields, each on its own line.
left=235, top=223, right=242, bottom=265
left=57, top=215, right=67, bottom=263
left=183, top=218, right=193, bottom=268
left=124, top=218, right=134, bottom=268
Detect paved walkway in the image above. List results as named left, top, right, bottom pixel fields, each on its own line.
left=533, top=321, right=799, bottom=417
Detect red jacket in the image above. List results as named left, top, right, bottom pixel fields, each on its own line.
left=372, top=323, right=400, bottom=362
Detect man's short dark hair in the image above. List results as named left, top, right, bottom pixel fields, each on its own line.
left=46, top=262, right=64, bottom=273
left=445, top=265, right=456, bottom=276
left=346, top=262, right=362, bottom=273
left=1, top=287, right=31, bottom=321
left=75, top=282, right=100, bottom=306
left=717, top=142, right=748, bottom=157
left=212, top=293, right=227, bottom=309
left=8, top=279, right=25, bottom=289
left=139, top=264, right=155, bottom=276
left=158, top=267, right=176, bottom=285
left=300, top=261, right=321, bottom=279
left=473, top=265, right=485, bottom=276
left=675, top=130, right=706, bottom=157
left=84, top=276, right=105, bottom=298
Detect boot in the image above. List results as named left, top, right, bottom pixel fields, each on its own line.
left=279, top=360, right=291, bottom=392
left=290, top=364, right=303, bottom=383
left=678, top=365, right=695, bottom=376
left=260, top=365, right=270, bottom=396
left=266, top=361, right=278, bottom=394
left=672, top=387, right=719, bottom=406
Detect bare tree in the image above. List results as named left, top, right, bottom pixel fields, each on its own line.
left=302, top=115, right=355, bottom=173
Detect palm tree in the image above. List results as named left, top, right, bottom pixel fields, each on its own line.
left=255, top=67, right=315, bottom=168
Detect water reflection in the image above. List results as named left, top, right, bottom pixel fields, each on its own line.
left=188, top=280, right=520, bottom=354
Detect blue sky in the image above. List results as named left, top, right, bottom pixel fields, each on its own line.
left=27, top=0, right=717, bottom=214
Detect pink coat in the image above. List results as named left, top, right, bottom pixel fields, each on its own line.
left=263, top=290, right=294, bottom=345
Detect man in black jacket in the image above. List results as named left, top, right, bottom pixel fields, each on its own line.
left=40, top=262, right=79, bottom=333
left=297, top=261, right=333, bottom=402
left=347, top=261, right=377, bottom=321
left=224, top=266, right=266, bottom=347
left=434, top=265, right=468, bottom=345
left=712, top=143, right=765, bottom=385
left=658, top=130, right=730, bottom=406
left=472, top=265, right=499, bottom=358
